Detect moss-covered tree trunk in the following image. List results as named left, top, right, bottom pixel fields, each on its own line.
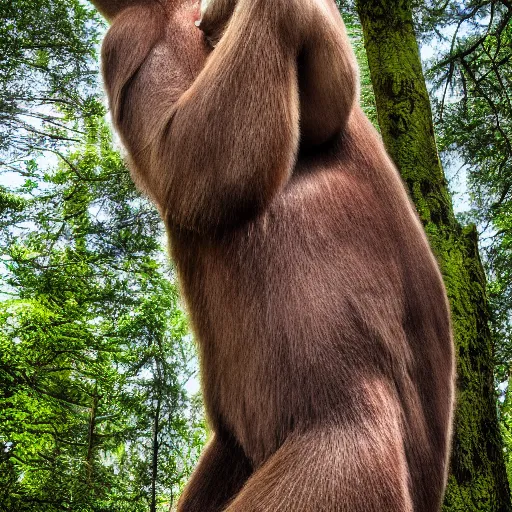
left=355, top=1, right=511, bottom=510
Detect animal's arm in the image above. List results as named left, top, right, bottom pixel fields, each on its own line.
left=298, top=0, right=359, bottom=146
left=100, top=0, right=303, bottom=232
left=197, top=0, right=360, bottom=147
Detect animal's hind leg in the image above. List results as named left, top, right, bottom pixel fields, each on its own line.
left=224, top=424, right=413, bottom=512
left=177, top=433, right=252, bottom=512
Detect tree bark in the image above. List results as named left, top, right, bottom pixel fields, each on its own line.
left=355, top=1, right=512, bottom=510
left=150, top=396, right=161, bottom=512
left=86, top=386, right=98, bottom=486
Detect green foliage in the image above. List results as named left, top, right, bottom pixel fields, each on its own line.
left=0, top=0, right=103, bottom=159
left=0, top=1, right=205, bottom=510
left=0, top=117, right=206, bottom=511
left=424, top=1, right=511, bottom=358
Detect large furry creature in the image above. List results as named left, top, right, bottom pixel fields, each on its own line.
left=90, top=0, right=455, bottom=509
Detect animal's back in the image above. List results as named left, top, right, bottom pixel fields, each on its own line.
left=170, top=108, right=454, bottom=510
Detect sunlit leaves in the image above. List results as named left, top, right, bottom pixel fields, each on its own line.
left=0, top=1, right=204, bottom=511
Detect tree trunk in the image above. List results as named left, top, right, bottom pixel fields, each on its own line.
left=355, top=1, right=512, bottom=510
left=86, top=386, right=98, bottom=486
left=150, top=396, right=161, bottom=512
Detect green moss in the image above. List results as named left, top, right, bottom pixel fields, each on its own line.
left=427, top=223, right=510, bottom=510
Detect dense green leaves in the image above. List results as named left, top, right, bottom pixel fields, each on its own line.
left=0, top=120, right=205, bottom=512
left=0, top=0, right=103, bottom=160
left=427, top=3, right=511, bottom=350
left=0, top=1, right=205, bottom=510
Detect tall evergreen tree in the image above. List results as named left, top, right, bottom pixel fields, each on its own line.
left=355, top=1, right=511, bottom=509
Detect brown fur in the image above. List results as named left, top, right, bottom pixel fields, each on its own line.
left=90, top=0, right=455, bottom=509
